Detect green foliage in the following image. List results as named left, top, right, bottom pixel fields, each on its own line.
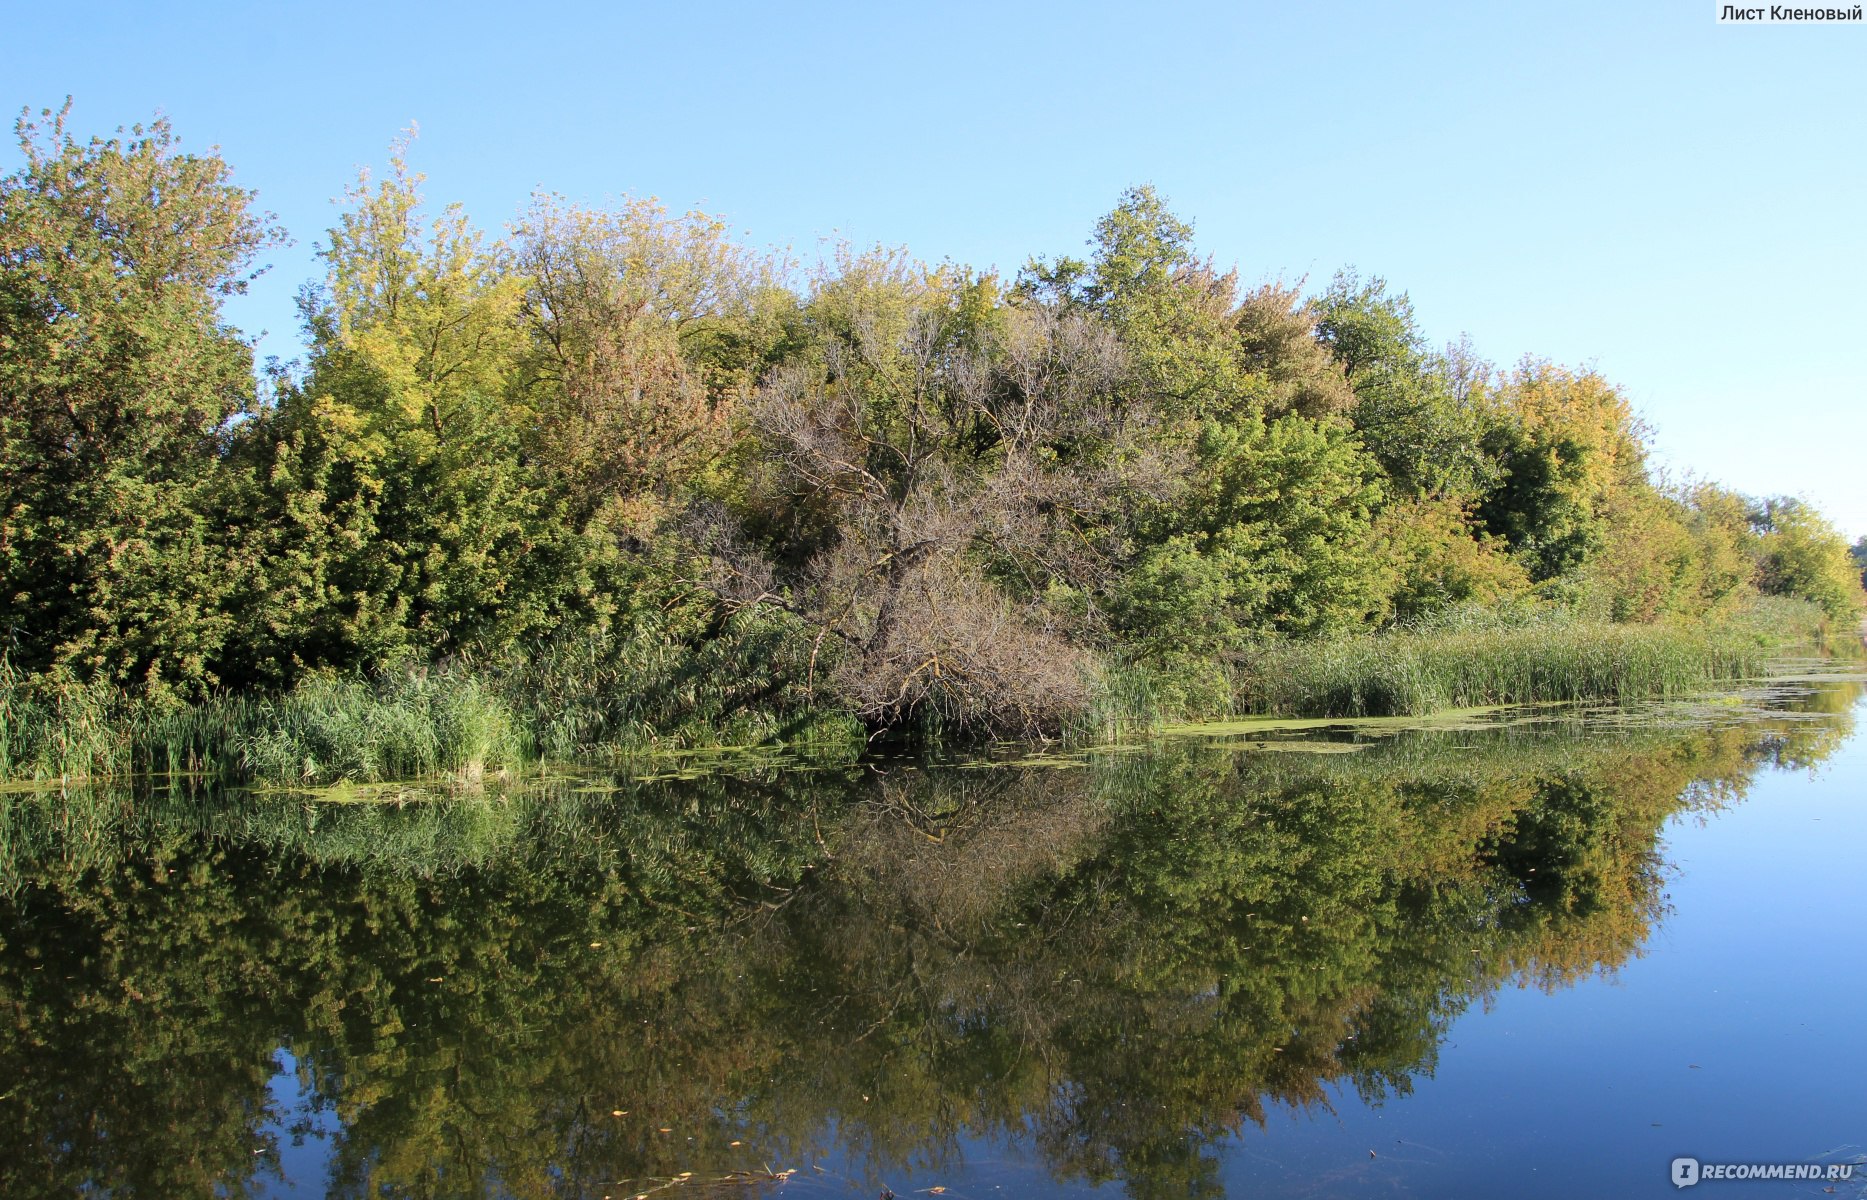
left=1022, top=191, right=1393, bottom=659
left=1751, top=497, right=1864, bottom=622
left=1370, top=496, right=1531, bottom=622
left=496, top=603, right=862, bottom=758
left=1316, top=273, right=1494, bottom=503
left=1576, top=487, right=1714, bottom=622
left=1231, top=283, right=1357, bottom=418
left=0, top=104, right=281, bottom=694
left=511, top=192, right=780, bottom=527
left=1476, top=362, right=1646, bottom=583
left=1113, top=414, right=1385, bottom=650
left=1675, top=484, right=1762, bottom=615
left=232, top=141, right=565, bottom=680
left=1027, top=185, right=1285, bottom=424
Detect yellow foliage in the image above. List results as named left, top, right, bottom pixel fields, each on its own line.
left=1499, top=361, right=1644, bottom=481
left=1371, top=496, right=1530, bottom=622
left=323, top=134, right=529, bottom=445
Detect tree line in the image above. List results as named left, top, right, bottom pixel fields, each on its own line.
left=3, top=106, right=1861, bottom=738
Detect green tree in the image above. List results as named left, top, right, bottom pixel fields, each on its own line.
left=1679, top=484, right=1762, bottom=615
left=1111, top=414, right=1385, bottom=653
left=1021, top=185, right=1254, bottom=422
left=1751, top=497, right=1863, bottom=622
left=1476, top=361, right=1646, bottom=584
left=1314, top=272, right=1495, bottom=504
left=1033, top=190, right=1387, bottom=665
left=0, top=104, right=280, bottom=693
left=511, top=193, right=783, bottom=531
left=1370, top=495, right=1529, bottom=623
left=230, top=140, right=564, bottom=679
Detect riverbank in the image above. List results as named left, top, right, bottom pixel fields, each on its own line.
left=0, top=598, right=1840, bottom=787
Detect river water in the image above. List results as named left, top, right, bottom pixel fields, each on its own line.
left=2, top=671, right=1862, bottom=1198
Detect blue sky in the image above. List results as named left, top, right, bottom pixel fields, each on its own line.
left=11, top=0, right=1865, bottom=537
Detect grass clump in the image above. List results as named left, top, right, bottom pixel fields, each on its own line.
left=1231, top=617, right=1765, bottom=718
left=0, top=658, right=529, bottom=787
left=1718, top=594, right=1848, bottom=651
left=234, top=667, right=529, bottom=785
left=0, top=661, right=129, bottom=783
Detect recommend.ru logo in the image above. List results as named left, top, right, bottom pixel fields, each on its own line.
left=1671, top=1156, right=1856, bottom=1187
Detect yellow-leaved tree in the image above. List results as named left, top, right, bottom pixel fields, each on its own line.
left=230, top=135, right=563, bottom=680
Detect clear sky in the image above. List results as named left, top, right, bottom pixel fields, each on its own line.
left=10, top=0, right=1864, bottom=538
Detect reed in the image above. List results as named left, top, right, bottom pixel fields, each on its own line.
left=0, top=596, right=1830, bottom=784
left=0, top=661, right=131, bottom=783
left=0, top=659, right=530, bottom=786
left=232, top=668, right=530, bottom=785
left=1231, top=618, right=1767, bottom=718
left=1718, top=595, right=1842, bottom=650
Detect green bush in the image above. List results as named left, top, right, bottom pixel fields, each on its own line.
left=496, top=607, right=862, bottom=759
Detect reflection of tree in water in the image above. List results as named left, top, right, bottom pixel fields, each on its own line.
left=0, top=683, right=1856, bottom=1198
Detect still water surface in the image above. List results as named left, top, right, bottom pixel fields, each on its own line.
left=2, top=674, right=1863, bottom=1198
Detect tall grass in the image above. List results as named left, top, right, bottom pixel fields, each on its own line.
left=1080, top=658, right=1164, bottom=739
left=0, top=661, right=134, bottom=783
left=2, top=609, right=860, bottom=785
left=233, top=669, right=529, bottom=785
left=0, top=659, right=530, bottom=786
left=1718, top=594, right=1846, bottom=652
left=1231, top=618, right=1767, bottom=718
